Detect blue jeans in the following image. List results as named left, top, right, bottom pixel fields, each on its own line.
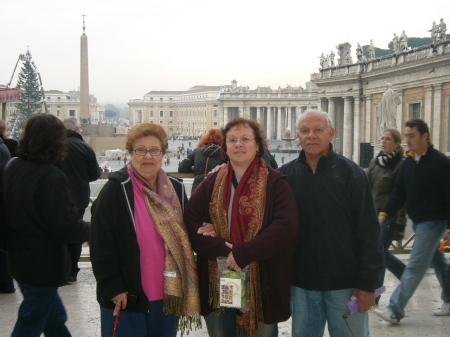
left=12, top=282, right=71, bottom=337
left=291, top=286, right=369, bottom=337
left=204, top=308, right=278, bottom=337
left=100, top=299, right=177, bottom=337
left=389, top=220, right=450, bottom=320
left=375, top=217, right=406, bottom=292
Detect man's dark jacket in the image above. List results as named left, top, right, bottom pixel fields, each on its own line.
left=59, top=130, right=101, bottom=210
left=279, top=148, right=383, bottom=293
left=382, top=145, right=450, bottom=228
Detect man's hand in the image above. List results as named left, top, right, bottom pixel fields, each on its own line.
left=352, top=289, right=375, bottom=312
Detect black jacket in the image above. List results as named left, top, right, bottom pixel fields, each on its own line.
left=90, top=167, right=188, bottom=313
left=279, top=149, right=383, bottom=293
left=178, top=144, right=225, bottom=193
left=0, top=138, right=11, bottom=163
left=383, top=145, right=450, bottom=228
left=59, top=130, right=101, bottom=210
left=2, top=158, right=90, bottom=287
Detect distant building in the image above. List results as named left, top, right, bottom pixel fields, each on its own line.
left=128, top=78, right=319, bottom=138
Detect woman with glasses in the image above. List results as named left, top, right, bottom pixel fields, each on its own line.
left=184, top=117, right=299, bottom=337
left=90, top=123, right=200, bottom=337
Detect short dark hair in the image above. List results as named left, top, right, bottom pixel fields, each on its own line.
left=405, top=119, right=430, bottom=142
left=17, top=113, right=68, bottom=164
left=220, top=118, right=266, bottom=161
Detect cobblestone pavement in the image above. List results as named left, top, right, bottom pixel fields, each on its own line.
left=1, top=252, right=449, bottom=336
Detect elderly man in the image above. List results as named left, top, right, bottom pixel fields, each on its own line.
left=279, top=110, right=383, bottom=337
left=59, top=117, right=101, bottom=282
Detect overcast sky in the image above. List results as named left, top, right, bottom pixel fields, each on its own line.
left=1, top=0, right=446, bottom=103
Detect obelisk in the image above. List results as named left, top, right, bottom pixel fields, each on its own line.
left=80, top=13, right=90, bottom=121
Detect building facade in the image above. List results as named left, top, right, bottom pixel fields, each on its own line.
left=314, top=39, right=450, bottom=165
left=129, top=79, right=319, bottom=139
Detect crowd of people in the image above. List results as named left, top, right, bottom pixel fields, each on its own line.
left=0, top=111, right=449, bottom=337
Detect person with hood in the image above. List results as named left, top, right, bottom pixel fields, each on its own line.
left=178, top=128, right=225, bottom=194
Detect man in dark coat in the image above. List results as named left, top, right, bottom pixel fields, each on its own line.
left=59, top=117, right=101, bottom=281
left=0, top=121, right=12, bottom=293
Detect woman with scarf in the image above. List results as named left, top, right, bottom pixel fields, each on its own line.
left=184, top=118, right=299, bottom=337
left=90, top=123, right=200, bottom=337
left=367, top=128, right=406, bottom=303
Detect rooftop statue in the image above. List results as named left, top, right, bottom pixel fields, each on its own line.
left=439, top=18, right=447, bottom=42
left=429, top=21, right=439, bottom=45
left=400, top=30, right=408, bottom=51
left=368, top=39, right=376, bottom=59
left=392, top=33, right=400, bottom=53
left=356, top=43, right=363, bottom=63
left=328, top=50, right=335, bottom=67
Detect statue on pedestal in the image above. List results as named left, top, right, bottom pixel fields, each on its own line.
left=392, top=33, right=400, bottom=53
left=356, top=43, right=363, bottom=63
left=368, top=39, right=376, bottom=59
left=400, top=30, right=408, bottom=51
left=328, top=50, right=335, bottom=67
left=439, top=18, right=447, bottom=42
left=318, top=53, right=326, bottom=68
left=429, top=21, right=439, bottom=45
left=379, top=83, right=401, bottom=136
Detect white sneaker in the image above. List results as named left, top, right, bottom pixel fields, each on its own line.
left=434, top=302, right=450, bottom=316
left=374, top=306, right=400, bottom=323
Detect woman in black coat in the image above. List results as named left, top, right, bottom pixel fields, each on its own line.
left=2, top=114, right=90, bottom=337
left=178, top=129, right=225, bottom=194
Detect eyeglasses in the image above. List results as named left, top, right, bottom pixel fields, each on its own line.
left=133, top=148, right=163, bottom=156
left=226, top=137, right=255, bottom=145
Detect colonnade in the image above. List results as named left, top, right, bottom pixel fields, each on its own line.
left=222, top=105, right=311, bottom=140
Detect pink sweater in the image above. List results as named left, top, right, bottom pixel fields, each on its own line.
left=129, top=170, right=165, bottom=301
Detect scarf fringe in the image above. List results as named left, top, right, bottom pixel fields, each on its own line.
left=164, top=297, right=202, bottom=336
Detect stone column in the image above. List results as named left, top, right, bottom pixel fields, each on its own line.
left=223, top=107, right=227, bottom=126
left=277, top=107, right=282, bottom=140
left=287, top=107, right=292, bottom=131
left=257, top=107, right=261, bottom=123
left=343, top=97, right=354, bottom=159
left=424, top=85, right=433, bottom=128
left=353, top=97, right=360, bottom=164
left=238, top=107, right=243, bottom=118
left=433, top=84, right=443, bottom=148
left=266, top=107, right=272, bottom=140
left=365, top=94, right=372, bottom=142
left=328, top=98, right=336, bottom=129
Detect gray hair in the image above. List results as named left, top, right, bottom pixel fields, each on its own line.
left=297, top=109, right=333, bottom=132
left=63, top=117, right=80, bottom=131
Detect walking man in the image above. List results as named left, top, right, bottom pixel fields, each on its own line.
left=60, top=117, right=101, bottom=281
left=375, top=119, right=450, bottom=322
left=279, top=110, right=383, bottom=337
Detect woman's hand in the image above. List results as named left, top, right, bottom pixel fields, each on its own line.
left=197, top=222, right=216, bottom=237
left=111, top=291, right=128, bottom=316
left=225, top=250, right=241, bottom=272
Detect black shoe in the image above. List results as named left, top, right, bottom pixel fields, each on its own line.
left=393, top=232, right=404, bottom=241
left=0, top=287, right=16, bottom=293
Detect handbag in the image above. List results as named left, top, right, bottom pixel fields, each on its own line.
left=0, top=157, right=18, bottom=252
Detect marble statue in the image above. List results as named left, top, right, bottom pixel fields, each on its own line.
left=400, top=30, right=408, bottom=51
left=392, top=33, right=400, bottom=53
left=356, top=43, right=363, bottom=63
left=439, top=18, right=447, bottom=42
left=345, top=48, right=353, bottom=64
left=379, top=83, right=401, bottom=135
left=328, top=50, right=335, bottom=67
left=429, top=21, right=439, bottom=45
left=368, top=39, right=376, bottom=59
left=318, top=53, right=326, bottom=68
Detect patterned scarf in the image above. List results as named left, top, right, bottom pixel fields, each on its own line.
left=128, top=164, right=201, bottom=334
left=376, top=149, right=402, bottom=169
left=209, top=156, right=268, bottom=337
